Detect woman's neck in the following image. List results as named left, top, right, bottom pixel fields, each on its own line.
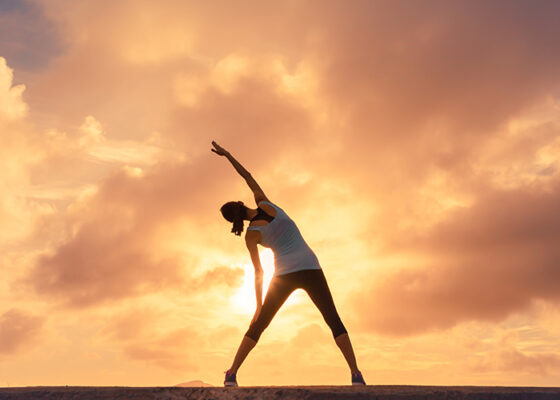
left=246, top=208, right=258, bottom=220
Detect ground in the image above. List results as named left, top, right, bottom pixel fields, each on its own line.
left=1, top=386, right=560, bottom=399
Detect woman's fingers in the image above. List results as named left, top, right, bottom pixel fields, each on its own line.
left=211, top=144, right=225, bottom=155
left=211, top=140, right=227, bottom=155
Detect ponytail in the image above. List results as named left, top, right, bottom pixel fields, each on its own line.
left=231, top=201, right=246, bottom=236
left=220, top=200, right=248, bottom=236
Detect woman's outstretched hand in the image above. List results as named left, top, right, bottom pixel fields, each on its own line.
left=211, top=140, right=229, bottom=156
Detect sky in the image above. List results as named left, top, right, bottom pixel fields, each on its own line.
left=1, top=0, right=560, bottom=387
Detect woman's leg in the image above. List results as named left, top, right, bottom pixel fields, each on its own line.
left=228, top=335, right=257, bottom=374
left=334, top=333, right=360, bottom=374
left=228, top=275, right=295, bottom=373
left=302, top=269, right=361, bottom=374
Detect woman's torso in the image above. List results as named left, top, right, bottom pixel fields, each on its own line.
left=246, top=201, right=321, bottom=276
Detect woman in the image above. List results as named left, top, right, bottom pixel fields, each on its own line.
left=211, top=141, right=366, bottom=387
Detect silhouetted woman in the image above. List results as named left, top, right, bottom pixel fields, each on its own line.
left=211, top=141, right=365, bottom=387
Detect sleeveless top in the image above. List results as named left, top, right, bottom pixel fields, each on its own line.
left=246, top=201, right=322, bottom=276
left=250, top=207, right=274, bottom=223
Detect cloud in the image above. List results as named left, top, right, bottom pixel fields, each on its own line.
left=295, top=0, right=560, bottom=202
left=0, top=1, right=63, bottom=71
left=3, top=0, right=560, bottom=386
left=316, top=1, right=560, bottom=133
left=353, top=178, right=560, bottom=335
left=0, top=57, right=52, bottom=248
left=0, top=309, right=45, bottom=355
left=28, top=220, right=186, bottom=307
left=170, top=72, right=316, bottom=161
left=493, top=349, right=560, bottom=376
left=0, top=57, right=27, bottom=120
left=24, top=159, right=245, bottom=308
left=101, top=306, right=204, bottom=371
left=25, top=0, right=560, bottom=341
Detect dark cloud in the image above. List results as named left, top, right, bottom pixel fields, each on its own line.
left=120, top=327, right=200, bottom=371
left=101, top=307, right=203, bottom=371
left=24, top=161, right=244, bottom=308
left=352, top=179, right=560, bottom=335
left=0, top=308, right=44, bottom=354
left=0, top=0, right=63, bottom=72
left=170, top=75, right=315, bottom=165
left=28, top=222, right=186, bottom=307
left=302, top=0, right=560, bottom=198
left=474, top=348, right=560, bottom=376
left=316, top=0, right=560, bottom=133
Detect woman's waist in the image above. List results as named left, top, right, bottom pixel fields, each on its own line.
left=274, top=247, right=318, bottom=261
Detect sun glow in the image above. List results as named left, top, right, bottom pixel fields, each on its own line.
left=231, top=249, right=301, bottom=312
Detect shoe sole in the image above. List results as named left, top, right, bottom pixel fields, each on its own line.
left=224, top=382, right=238, bottom=387
left=352, top=382, right=366, bottom=386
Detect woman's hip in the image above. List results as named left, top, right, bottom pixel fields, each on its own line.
left=273, top=267, right=325, bottom=286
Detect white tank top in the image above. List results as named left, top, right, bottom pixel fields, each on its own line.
left=246, top=201, right=322, bottom=276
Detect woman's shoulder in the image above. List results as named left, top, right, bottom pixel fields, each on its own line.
left=257, top=200, right=279, bottom=217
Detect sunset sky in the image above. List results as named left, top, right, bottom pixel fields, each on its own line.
left=1, top=0, right=560, bottom=387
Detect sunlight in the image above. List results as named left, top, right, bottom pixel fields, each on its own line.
left=231, top=249, right=301, bottom=312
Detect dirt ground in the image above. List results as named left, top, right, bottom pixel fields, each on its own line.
left=1, top=385, right=560, bottom=399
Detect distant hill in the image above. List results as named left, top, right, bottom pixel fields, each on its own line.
left=174, top=380, right=213, bottom=387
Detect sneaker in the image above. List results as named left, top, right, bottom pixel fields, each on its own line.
left=224, top=369, right=238, bottom=387
left=351, top=370, right=366, bottom=386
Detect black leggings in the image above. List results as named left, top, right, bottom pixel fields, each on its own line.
left=245, top=268, right=348, bottom=342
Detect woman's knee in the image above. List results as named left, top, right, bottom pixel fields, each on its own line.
left=245, top=320, right=269, bottom=342
left=328, top=317, right=348, bottom=339
left=244, top=330, right=261, bottom=342
left=244, top=312, right=274, bottom=342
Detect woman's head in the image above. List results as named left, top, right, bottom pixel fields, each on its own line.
left=220, top=201, right=249, bottom=236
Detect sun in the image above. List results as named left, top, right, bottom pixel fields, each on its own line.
left=231, top=248, right=300, bottom=312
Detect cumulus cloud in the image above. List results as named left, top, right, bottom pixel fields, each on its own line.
left=24, top=158, right=245, bottom=308
left=0, top=57, right=52, bottom=248
left=2, top=0, right=560, bottom=386
left=315, top=1, right=560, bottom=133
left=0, top=57, right=27, bottom=120
left=25, top=0, right=560, bottom=334
left=297, top=0, right=560, bottom=216
left=353, top=178, right=560, bottom=335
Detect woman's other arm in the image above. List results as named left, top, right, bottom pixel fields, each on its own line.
left=211, top=141, right=269, bottom=204
left=245, top=231, right=264, bottom=309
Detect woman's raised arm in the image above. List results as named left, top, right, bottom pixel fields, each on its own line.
left=211, top=140, right=269, bottom=204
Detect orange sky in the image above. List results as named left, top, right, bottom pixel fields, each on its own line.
left=1, top=0, right=560, bottom=387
